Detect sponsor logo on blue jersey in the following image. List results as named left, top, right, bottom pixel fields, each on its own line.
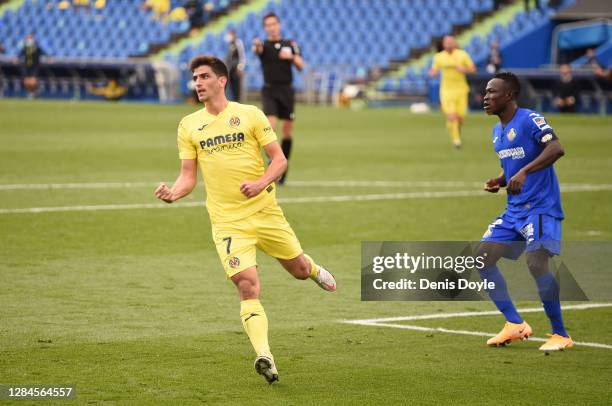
left=491, top=108, right=563, bottom=219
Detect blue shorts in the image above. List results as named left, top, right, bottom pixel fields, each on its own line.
left=481, top=211, right=562, bottom=259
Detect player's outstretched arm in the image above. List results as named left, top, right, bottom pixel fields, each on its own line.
left=507, top=139, right=565, bottom=194
left=155, top=159, right=198, bottom=203
left=484, top=170, right=506, bottom=193
left=240, top=141, right=287, bottom=198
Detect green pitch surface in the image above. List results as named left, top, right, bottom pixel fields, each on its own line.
left=1, top=99, right=611, bottom=404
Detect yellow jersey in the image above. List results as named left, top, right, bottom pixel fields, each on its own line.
left=177, top=102, right=278, bottom=223
left=432, top=49, right=475, bottom=94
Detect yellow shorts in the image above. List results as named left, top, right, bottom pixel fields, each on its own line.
left=440, top=91, right=468, bottom=117
left=211, top=204, right=303, bottom=278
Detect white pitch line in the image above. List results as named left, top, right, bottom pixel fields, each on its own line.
left=0, top=201, right=205, bottom=214
left=287, top=180, right=483, bottom=188
left=0, top=182, right=160, bottom=190
left=342, top=303, right=612, bottom=350
left=343, top=302, right=612, bottom=324
left=0, top=180, right=479, bottom=190
left=352, top=322, right=612, bottom=349
left=1, top=184, right=612, bottom=214
left=0, top=190, right=482, bottom=214
left=1, top=180, right=611, bottom=191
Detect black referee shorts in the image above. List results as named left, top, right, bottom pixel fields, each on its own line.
left=261, top=84, right=295, bottom=121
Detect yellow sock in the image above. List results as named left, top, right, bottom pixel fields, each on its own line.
left=240, top=299, right=271, bottom=357
left=448, top=120, right=461, bottom=145
left=304, top=253, right=319, bottom=280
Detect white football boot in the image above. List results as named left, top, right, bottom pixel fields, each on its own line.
left=313, top=265, right=337, bottom=292
left=254, top=355, right=279, bottom=384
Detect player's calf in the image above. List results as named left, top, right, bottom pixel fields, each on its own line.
left=277, top=255, right=311, bottom=280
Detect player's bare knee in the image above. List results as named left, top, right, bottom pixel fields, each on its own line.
left=475, top=248, right=498, bottom=268
left=479, top=255, right=498, bottom=269
left=236, top=281, right=259, bottom=299
left=527, top=251, right=549, bottom=278
left=232, top=272, right=260, bottom=299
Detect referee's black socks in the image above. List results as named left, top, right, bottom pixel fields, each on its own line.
left=279, top=138, right=292, bottom=185
left=281, top=138, right=292, bottom=160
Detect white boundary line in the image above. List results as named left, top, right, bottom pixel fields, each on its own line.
left=343, top=302, right=612, bottom=324
left=0, top=180, right=480, bottom=190
left=342, top=303, right=612, bottom=349
left=1, top=180, right=611, bottom=191
left=1, top=183, right=612, bottom=214
left=0, top=182, right=159, bottom=190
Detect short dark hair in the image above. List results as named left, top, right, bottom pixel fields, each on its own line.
left=493, top=71, right=521, bottom=98
left=189, top=55, right=228, bottom=78
left=263, top=12, right=279, bottom=23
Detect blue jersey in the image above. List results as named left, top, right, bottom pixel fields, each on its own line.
left=492, top=108, right=563, bottom=219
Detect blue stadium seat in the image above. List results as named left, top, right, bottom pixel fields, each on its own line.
left=2, top=0, right=241, bottom=59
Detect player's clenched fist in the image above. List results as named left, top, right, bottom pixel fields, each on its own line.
left=155, top=182, right=174, bottom=203
left=506, top=169, right=526, bottom=195
left=484, top=177, right=506, bottom=193
left=240, top=180, right=265, bottom=198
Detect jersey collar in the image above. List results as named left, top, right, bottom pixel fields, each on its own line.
left=202, top=101, right=233, bottom=120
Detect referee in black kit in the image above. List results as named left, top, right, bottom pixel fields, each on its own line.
left=253, top=12, right=304, bottom=184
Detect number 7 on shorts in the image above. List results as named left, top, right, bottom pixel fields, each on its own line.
left=223, top=237, right=232, bottom=255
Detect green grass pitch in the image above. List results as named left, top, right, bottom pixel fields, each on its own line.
left=1, top=99, right=611, bottom=404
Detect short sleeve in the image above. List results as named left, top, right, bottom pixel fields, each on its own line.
left=177, top=121, right=197, bottom=159
left=251, top=107, right=277, bottom=146
left=528, top=112, right=555, bottom=144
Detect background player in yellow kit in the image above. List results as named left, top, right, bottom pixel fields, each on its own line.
left=429, top=35, right=476, bottom=148
left=154, top=56, right=336, bottom=384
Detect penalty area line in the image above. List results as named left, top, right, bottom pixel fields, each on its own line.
left=341, top=303, right=612, bottom=350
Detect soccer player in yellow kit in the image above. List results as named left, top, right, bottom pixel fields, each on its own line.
left=154, top=56, right=336, bottom=384
left=429, top=35, right=476, bottom=148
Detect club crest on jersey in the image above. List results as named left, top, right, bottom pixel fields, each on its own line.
left=228, top=256, right=240, bottom=269
left=228, top=116, right=240, bottom=128
left=507, top=128, right=517, bottom=141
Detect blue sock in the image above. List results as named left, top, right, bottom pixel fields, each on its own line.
left=479, top=266, right=523, bottom=324
left=535, top=272, right=568, bottom=337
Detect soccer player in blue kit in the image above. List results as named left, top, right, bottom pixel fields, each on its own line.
left=476, top=72, right=574, bottom=351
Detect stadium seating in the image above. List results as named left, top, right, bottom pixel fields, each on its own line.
left=1, top=0, right=239, bottom=59
left=379, top=0, right=576, bottom=95
left=169, top=0, right=496, bottom=94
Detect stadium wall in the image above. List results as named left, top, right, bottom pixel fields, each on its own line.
left=500, top=22, right=554, bottom=68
